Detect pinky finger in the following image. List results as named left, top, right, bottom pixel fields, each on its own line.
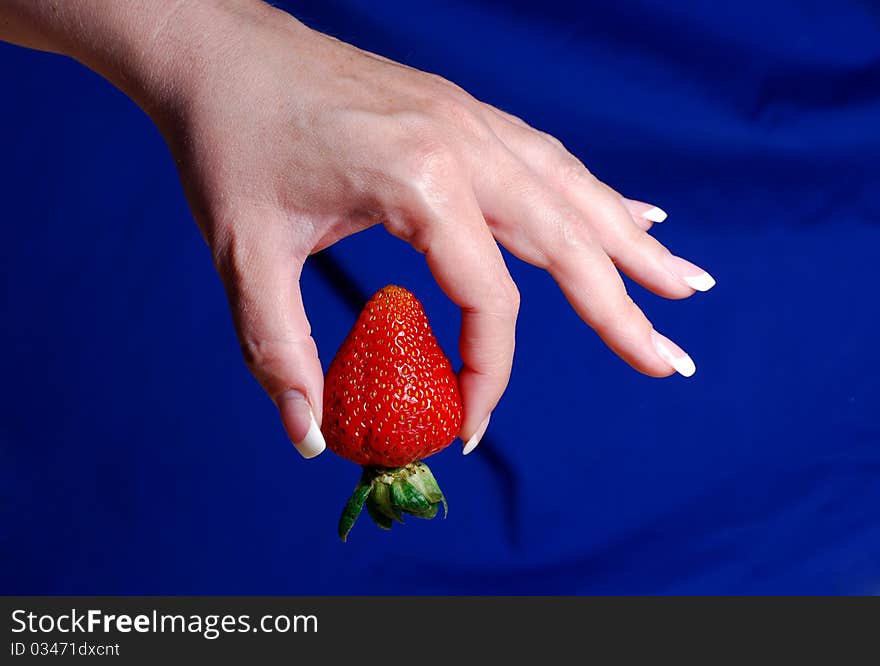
left=621, top=198, right=668, bottom=231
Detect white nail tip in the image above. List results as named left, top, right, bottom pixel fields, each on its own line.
left=295, top=412, right=326, bottom=459
left=682, top=272, right=716, bottom=292
left=462, top=414, right=491, bottom=455
left=652, top=335, right=697, bottom=378
left=672, top=354, right=697, bottom=378
left=642, top=206, right=668, bottom=223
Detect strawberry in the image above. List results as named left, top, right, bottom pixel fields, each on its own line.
left=322, top=285, right=463, bottom=540
left=323, top=285, right=462, bottom=467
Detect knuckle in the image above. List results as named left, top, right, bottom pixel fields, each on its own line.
left=414, top=140, right=458, bottom=181
left=502, top=279, right=521, bottom=314
left=501, top=110, right=528, bottom=128
left=606, top=295, right=648, bottom=337
left=240, top=336, right=286, bottom=375
left=410, top=92, right=492, bottom=148
left=239, top=335, right=316, bottom=394
left=507, top=170, right=545, bottom=205
left=550, top=209, right=590, bottom=254
left=429, top=94, right=483, bottom=129
left=482, top=277, right=521, bottom=320
left=400, top=137, right=458, bottom=196
left=426, top=72, right=466, bottom=95
left=540, top=130, right=565, bottom=149
left=211, top=231, right=252, bottom=289
left=557, top=156, right=592, bottom=187
left=541, top=216, right=596, bottom=274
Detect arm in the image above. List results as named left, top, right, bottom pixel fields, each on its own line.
left=1, top=1, right=195, bottom=118
left=1, top=0, right=714, bottom=457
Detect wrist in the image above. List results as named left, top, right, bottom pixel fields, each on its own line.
left=56, top=1, right=296, bottom=127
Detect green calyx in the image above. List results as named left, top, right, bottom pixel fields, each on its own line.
left=338, top=462, right=448, bottom=542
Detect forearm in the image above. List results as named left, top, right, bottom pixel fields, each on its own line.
left=0, top=0, right=275, bottom=123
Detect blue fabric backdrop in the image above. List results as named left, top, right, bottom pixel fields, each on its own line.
left=1, top=0, right=878, bottom=594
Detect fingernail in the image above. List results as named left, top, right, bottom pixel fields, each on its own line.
left=664, top=255, right=716, bottom=292
left=642, top=206, right=668, bottom=223
left=295, top=411, right=326, bottom=459
left=622, top=199, right=667, bottom=224
left=462, top=413, right=491, bottom=455
left=277, top=390, right=326, bottom=459
left=651, top=330, right=696, bottom=377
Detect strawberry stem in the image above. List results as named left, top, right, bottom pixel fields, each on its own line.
left=337, top=462, right=448, bottom=541
left=338, top=475, right=373, bottom=542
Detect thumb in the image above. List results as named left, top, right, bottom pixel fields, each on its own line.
left=216, top=236, right=326, bottom=459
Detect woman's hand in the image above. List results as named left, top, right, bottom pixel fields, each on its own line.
left=2, top=1, right=715, bottom=458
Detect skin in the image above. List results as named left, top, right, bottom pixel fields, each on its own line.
left=0, top=0, right=712, bottom=455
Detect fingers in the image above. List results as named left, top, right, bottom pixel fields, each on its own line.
left=572, top=179, right=716, bottom=295
left=387, top=183, right=519, bottom=450
left=482, top=112, right=715, bottom=298
left=621, top=197, right=667, bottom=231
left=214, top=224, right=326, bottom=459
left=476, top=158, right=692, bottom=377
left=590, top=178, right=667, bottom=231
left=426, top=214, right=518, bottom=446
left=572, top=179, right=716, bottom=299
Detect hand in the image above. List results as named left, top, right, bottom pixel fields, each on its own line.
left=2, top=1, right=715, bottom=458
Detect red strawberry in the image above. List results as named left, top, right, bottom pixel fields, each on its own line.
left=322, top=285, right=463, bottom=540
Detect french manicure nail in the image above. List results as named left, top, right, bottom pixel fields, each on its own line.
left=277, top=390, right=326, bottom=459
left=664, top=255, right=716, bottom=292
left=295, top=410, right=326, bottom=459
left=642, top=206, right=668, bottom=223
left=651, top=330, right=696, bottom=377
left=463, top=413, right=491, bottom=455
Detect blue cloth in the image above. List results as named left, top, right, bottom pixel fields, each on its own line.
left=1, top=0, right=878, bottom=594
